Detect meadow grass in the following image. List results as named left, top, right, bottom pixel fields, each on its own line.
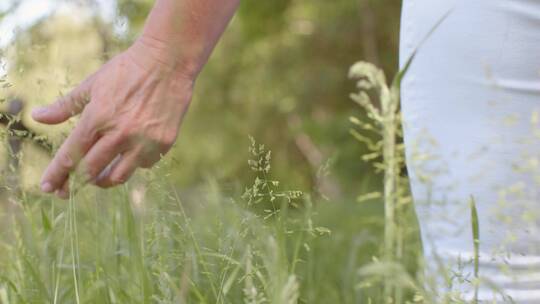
left=0, top=136, right=404, bottom=304
left=0, top=58, right=492, bottom=304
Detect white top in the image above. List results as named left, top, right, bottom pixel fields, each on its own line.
left=400, top=0, right=540, bottom=301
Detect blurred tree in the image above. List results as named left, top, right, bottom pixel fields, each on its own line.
left=2, top=0, right=402, bottom=199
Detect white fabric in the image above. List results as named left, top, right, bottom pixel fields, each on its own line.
left=400, top=0, right=540, bottom=302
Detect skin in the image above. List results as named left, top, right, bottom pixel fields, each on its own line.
left=32, top=0, right=240, bottom=199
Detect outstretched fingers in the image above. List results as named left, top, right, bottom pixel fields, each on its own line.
left=40, top=117, right=98, bottom=194
left=95, top=151, right=139, bottom=188
left=81, top=134, right=127, bottom=182
left=55, top=135, right=127, bottom=199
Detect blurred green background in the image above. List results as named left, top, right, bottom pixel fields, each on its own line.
left=0, top=2, right=423, bottom=303
left=0, top=0, right=401, bottom=199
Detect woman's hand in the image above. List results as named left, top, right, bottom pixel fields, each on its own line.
left=32, top=39, right=195, bottom=198
left=33, top=0, right=240, bottom=199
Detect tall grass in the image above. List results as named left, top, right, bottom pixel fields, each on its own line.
left=0, top=60, right=417, bottom=303
left=2, top=137, right=377, bottom=304
left=349, top=59, right=420, bottom=303
left=0, top=57, right=495, bottom=303
left=348, top=57, right=489, bottom=303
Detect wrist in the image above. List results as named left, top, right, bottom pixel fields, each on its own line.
left=128, top=35, right=202, bottom=81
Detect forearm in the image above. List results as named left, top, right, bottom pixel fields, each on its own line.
left=130, top=0, right=240, bottom=79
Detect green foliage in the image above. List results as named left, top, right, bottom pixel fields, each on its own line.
left=0, top=1, right=441, bottom=304
left=0, top=139, right=361, bottom=304
left=348, top=60, right=422, bottom=303
left=1, top=0, right=403, bottom=196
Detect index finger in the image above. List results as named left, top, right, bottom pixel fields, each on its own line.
left=40, top=118, right=98, bottom=193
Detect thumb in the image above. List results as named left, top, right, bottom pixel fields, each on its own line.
left=32, top=77, right=93, bottom=124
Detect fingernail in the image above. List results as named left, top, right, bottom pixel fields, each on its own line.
left=32, top=107, right=48, bottom=116
left=41, top=182, right=54, bottom=193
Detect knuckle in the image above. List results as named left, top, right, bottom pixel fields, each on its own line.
left=151, top=132, right=176, bottom=151
left=85, top=164, right=100, bottom=179
left=116, top=130, right=132, bottom=143
left=57, top=95, right=72, bottom=108
left=78, top=120, right=100, bottom=143
left=143, top=127, right=176, bottom=144
left=81, top=107, right=102, bottom=126
left=115, top=124, right=135, bottom=142
left=71, top=96, right=86, bottom=113
left=80, top=135, right=96, bottom=149
left=162, top=132, right=177, bottom=147
left=139, top=159, right=155, bottom=169
left=107, top=133, right=126, bottom=148
left=160, top=138, right=175, bottom=149
left=57, top=153, right=75, bottom=170
left=110, top=173, right=128, bottom=185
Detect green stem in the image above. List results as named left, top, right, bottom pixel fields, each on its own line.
left=382, top=96, right=398, bottom=302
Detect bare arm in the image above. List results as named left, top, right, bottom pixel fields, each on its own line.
left=138, top=0, right=240, bottom=78
left=32, top=0, right=240, bottom=198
